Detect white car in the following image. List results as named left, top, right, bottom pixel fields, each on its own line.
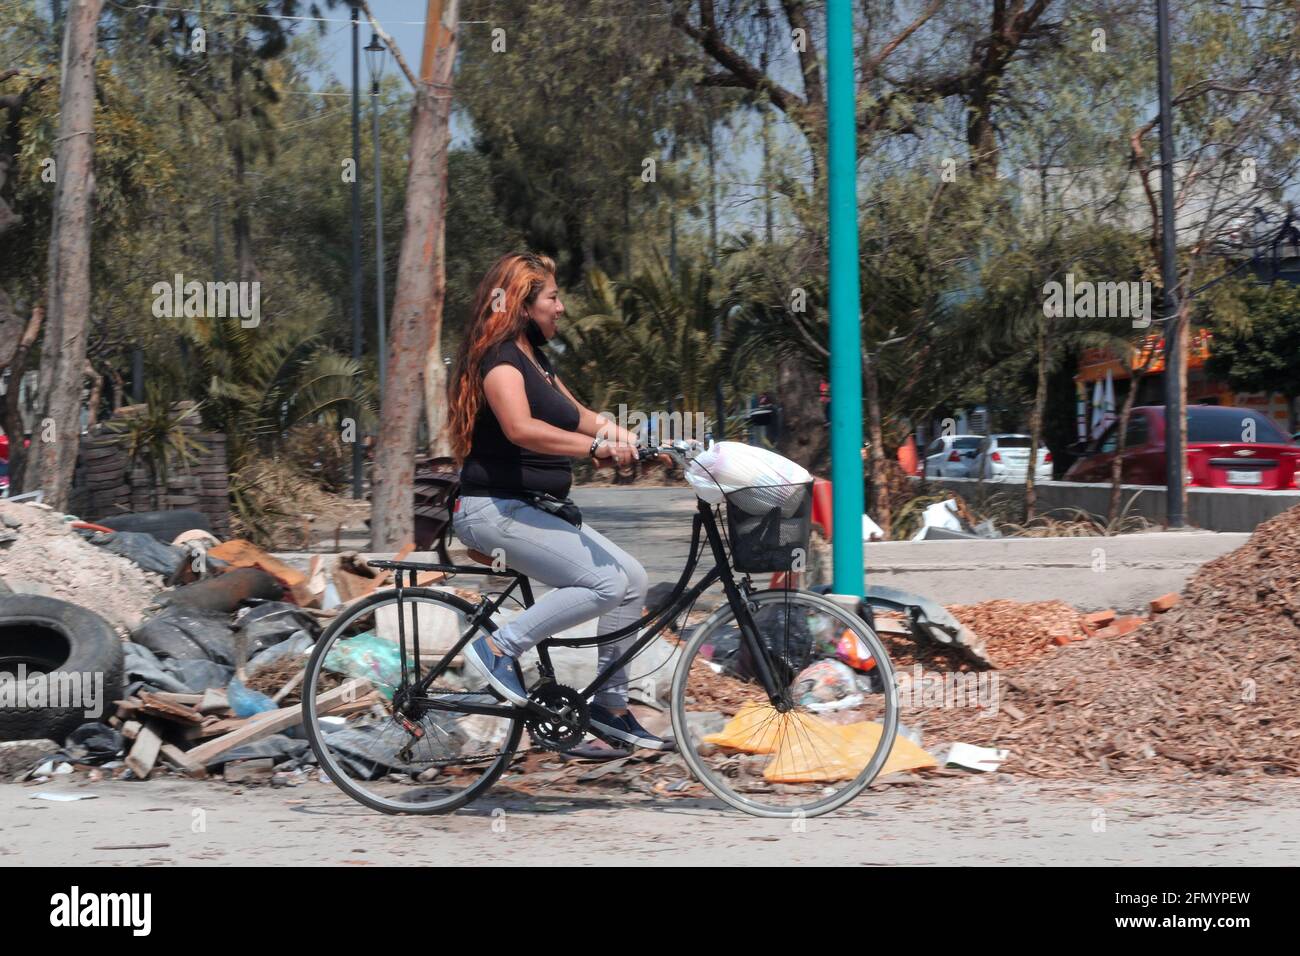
left=922, top=435, right=983, bottom=478
left=973, top=434, right=1052, bottom=482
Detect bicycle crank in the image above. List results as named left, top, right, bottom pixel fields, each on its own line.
left=523, top=683, right=590, bottom=752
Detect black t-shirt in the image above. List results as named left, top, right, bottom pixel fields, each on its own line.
left=459, top=340, right=581, bottom=498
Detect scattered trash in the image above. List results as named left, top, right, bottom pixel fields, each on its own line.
left=704, top=701, right=937, bottom=782
left=235, top=602, right=317, bottom=657
left=64, top=723, right=125, bottom=765
left=323, top=632, right=406, bottom=700
left=941, top=742, right=1010, bottom=772
left=32, top=791, right=99, bottom=801
left=226, top=678, right=278, bottom=719
left=131, top=606, right=237, bottom=664
left=156, top=567, right=282, bottom=613
left=88, top=530, right=187, bottom=580
left=792, top=659, right=864, bottom=712
left=33, top=759, right=74, bottom=776
left=911, top=498, right=963, bottom=540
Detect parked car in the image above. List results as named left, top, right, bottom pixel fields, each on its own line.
left=972, top=434, right=1052, bottom=482
left=1064, top=405, right=1299, bottom=488
left=922, top=434, right=983, bottom=477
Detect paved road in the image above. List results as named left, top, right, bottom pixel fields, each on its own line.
left=291, top=487, right=1244, bottom=613
left=5, top=774, right=1296, bottom=866
left=571, top=487, right=1247, bottom=612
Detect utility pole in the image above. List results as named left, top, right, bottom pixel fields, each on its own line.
left=1156, top=0, right=1185, bottom=527
left=349, top=7, right=365, bottom=499
left=826, top=0, right=865, bottom=596
left=366, top=33, right=388, bottom=394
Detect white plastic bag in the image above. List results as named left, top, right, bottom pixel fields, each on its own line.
left=685, top=441, right=812, bottom=506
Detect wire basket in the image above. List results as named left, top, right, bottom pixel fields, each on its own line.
left=723, top=481, right=814, bottom=573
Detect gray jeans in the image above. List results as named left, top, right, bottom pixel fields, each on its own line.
left=451, top=495, right=648, bottom=709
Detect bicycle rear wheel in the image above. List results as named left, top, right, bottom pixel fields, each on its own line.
left=670, top=588, right=898, bottom=818
left=301, top=587, right=522, bottom=815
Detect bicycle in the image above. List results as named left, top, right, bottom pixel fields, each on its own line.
left=301, top=445, right=899, bottom=818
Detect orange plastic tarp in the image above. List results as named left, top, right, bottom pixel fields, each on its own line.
left=702, top=701, right=938, bottom=783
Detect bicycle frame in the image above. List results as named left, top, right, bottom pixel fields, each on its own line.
left=367, top=498, right=788, bottom=724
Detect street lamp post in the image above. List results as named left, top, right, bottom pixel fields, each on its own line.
left=365, top=33, right=388, bottom=395
left=1156, top=0, right=1184, bottom=527
left=349, top=8, right=365, bottom=499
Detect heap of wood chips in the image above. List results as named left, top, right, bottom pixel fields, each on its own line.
left=919, top=505, right=1300, bottom=780
left=945, top=601, right=1085, bottom=669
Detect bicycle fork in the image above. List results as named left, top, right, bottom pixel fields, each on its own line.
left=699, top=508, right=792, bottom=710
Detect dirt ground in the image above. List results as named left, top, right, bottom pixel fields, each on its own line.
left=5, top=773, right=1297, bottom=866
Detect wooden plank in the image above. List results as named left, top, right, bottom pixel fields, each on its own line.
left=271, top=668, right=305, bottom=704
left=196, top=688, right=230, bottom=714
left=125, top=723, right=163, bottom=780
left=121, top=720, right=142, bottom=740
left=150, top=692, right=202, bottom=706
left=181, top=716, right=244, bottom=741
left=159, top=743, right=206, bottom=778
left=177, top=678, right=374, bottom=772
left=136, top=691, right=204, bottom=725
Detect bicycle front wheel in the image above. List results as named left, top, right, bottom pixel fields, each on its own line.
left=302, top=587, right=523, bottom=815
left=671, top=588, right=899, bottom=818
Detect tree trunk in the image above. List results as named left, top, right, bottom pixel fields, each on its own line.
left=2, top=305, right=43, bottom=493
left=22, top=0, right=102, bottom=509
left=775, top=358, right=828, bottom=473
left=423, top=345, right=452, bottom=459
left=1025, top=314, right=1050, bottom=522
left=370, top=0, right=459, bottom=550
left=1108, top=371, right=1144, bottom=525
left=863, top=352, right=889, bottom=539
left=229, top=33, right=260, bottom=286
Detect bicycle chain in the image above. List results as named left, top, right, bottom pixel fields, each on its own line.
left=364, top=686, right=585, bottom=771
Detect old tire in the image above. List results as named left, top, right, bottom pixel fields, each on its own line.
left=0, top=595, right=124, bottom=743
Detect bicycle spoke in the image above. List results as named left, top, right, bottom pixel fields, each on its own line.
left=673, top=589, right=898, bottom=816
left=303, top=589, right=521, bottom=815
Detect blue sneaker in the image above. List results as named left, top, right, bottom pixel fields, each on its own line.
left=462, top=636, right=529, bottom=705
left=588, top=703, right=676, bottom=751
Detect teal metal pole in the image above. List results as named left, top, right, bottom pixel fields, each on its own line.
left=826, top=0, right=864, bottom=596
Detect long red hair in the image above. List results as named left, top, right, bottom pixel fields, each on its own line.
left=448, top=252, right=558, bottom=463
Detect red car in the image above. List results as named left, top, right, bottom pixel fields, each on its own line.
left=1064, top=405, right=1300, bottom=489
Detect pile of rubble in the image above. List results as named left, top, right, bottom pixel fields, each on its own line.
left=0, top=500, right=163, bottom=632
left=0, top=499, right=479, bottom=786
left=920, top=504, right=1300, bottom=779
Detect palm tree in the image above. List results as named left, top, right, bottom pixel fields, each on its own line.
left=181, top=311, right=374, bottom=468
left=554, top=256, right=724, bottom=440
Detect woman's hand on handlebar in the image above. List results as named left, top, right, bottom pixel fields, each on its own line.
left=594, top=439, right=638, bottom=467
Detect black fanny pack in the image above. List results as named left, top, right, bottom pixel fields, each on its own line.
left=526, top=492, right=583, bottom=529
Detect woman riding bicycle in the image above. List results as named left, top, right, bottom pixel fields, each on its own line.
left=446, top=252, right=673, bottom=757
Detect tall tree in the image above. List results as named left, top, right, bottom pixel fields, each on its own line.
left=369, top=0, right=460, bottom=550
left=22, top=0, right=104, bottom=508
